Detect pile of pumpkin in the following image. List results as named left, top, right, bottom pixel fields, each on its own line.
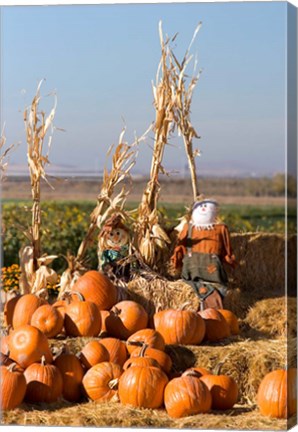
left=1, top=270, right=296, bottom=420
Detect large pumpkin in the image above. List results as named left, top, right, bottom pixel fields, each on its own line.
left=0, top=363, right=27, bottom=410
left=126, top=328, right=165, bottom=355
left=153, top=309, right=205, bottom=345
left=82, top=361, right=123, bottom=402
left=198, top=308, right=231, bottom=342
left=200, top=364, right=238, bottom=410
left=257, top=368, right=297, bottom=418
left=105, top=301, right=148, bottom=340
left=54, top=348, right=85, bottom=402
left=24, top=356, right=63, bottom=403
left=71, top=270, right=117, bottom=310
left=78, top=340, right=110, bottom=370
left=64, top=292, right=101, bottom=337
left=99, top=338, right=128, bottom=367
left=12, top=293, right=47, bottom=329
left=164, top=373, right=212, bottom=418
left=31, top=304, right=64, bottom=338
left=8, top=325, right=53, bottom=369
left=118, top=365, right=168, bottom=409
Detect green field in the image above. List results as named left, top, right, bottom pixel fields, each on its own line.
left=1, top=201, right=296, bottom=272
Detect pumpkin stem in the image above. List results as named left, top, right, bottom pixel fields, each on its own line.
left=71, top=291, right=85, bottom=302
left=213, top=361, right=224, bottom=376
left=182, top=369, right=202, bottom=379
left=41, top=355, right=46, bottom=366
left=108, top=378, right=119, bottom=390
left=7, top=362, right=18, bottom=372
left=139, top=343, right=148, bottom=358
left=112, top=306, right=121, bottom=316
left=126, top=340, right=143, bottom=348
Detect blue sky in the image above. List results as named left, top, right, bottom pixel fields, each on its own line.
left=1, top=2, right=290, bottom=176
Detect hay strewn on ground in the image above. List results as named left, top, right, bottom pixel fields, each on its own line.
left=2, top=400, right=294, bottom=430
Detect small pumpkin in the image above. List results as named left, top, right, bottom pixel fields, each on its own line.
left=54, top=344, right=85, bottom=402
left=105, top=301, right=148, bottom=340
left=78, top=340, right=110, bottom=370
left=8, top=324, right=53, bottom=369
left=164, top=373, right=212, bottom=418
left=12, top=293, right=47, bottom=329
left=130, top=345, right=172, bottom=374
left=153, top=308, right=206, bottom=345
left=71, top=270, right=118, bottom=310
left=217, top=309, right=240, bottom=335
left=82, top=361, right=123, bottom=402
left=257, top=368, right=297, bottom=418
left=126, top=328, right=165, bottom=355
left=99, top=337, right=128, bottom=367
left=0, top=362, right=27, bottom=410
left=31, top=304, right=64, bottom=338
left=200, top=363, right=238, bottom=410
left=198, top=308, right=231, bottom=342
left=24, top=355, right=63, bottom=403
left=64, top=292, right=101, bottom=337
left=118, top=364, right=168, bottom=409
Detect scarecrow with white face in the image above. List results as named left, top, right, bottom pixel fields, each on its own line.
left=171, top=197, right=236, bottom=310
left=98, top=215, right=131, bottom=279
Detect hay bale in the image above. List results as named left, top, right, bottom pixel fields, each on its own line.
left=229, top=233, right=296, bottom=296
left=243, top=297, right=297, bottom=339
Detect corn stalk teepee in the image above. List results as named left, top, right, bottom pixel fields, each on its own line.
left=19, top=79, right=58, bottom=297
left=58, top=127, right=149, bottom=298
left=0, top=125, right=17, bottom=181
left=135, top=21, right=202, bottom=269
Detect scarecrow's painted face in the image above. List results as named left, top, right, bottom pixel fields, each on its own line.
left=192, top=201, right=218, bottom=226
left=105, top=227, right=129, bottom=249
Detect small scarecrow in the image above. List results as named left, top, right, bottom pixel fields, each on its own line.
left=98, top=214, right=131, bottom=279
left=171, top=196, right=236, bottom=310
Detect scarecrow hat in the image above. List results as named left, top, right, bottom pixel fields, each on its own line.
left=192, top=194, right=219, bottom=212
left=99, top=214, right=129, bottom=238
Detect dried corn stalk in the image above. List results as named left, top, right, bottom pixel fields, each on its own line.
left=170, top=22, right=203, bottom=201
left=0, top=125, right=16, bottom=181
left=20, top=79, right=58, bottom=295
left=135, top=21, right=174, bottom=268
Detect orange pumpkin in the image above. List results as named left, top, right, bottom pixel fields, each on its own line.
left=12, top=293, right=47, bottom=329
left=8, top=325, right=53, bottom=368
left=126, top=328, right=165, bottom=354
left=71, top=270, right=118, bottom=310
left=82, top=361, right=123, bottom=402
left=31, top=304, right=64, bottom=338
left=99, top=338, right=128, bottom=367
left=153, top=309, right=206, bottom=345
left=164, top=374, right=212, bottom=418
left=118, top=365, right=168, bottom=409
left=105, top=301, right=148, bottom=340
left=198, top=308, right=231, bottom=342
left=257, top=368, right=297, bottom=418
left=130, top=345, right=172, bottom=374
left=54, top=347, right=85, bottom=402
left=217, top=309, right=240, bottom=335
left=64, top=292, right=101, bottom=337
left=78, top=340, right=110, bottom=370
left=24, top=356, right=63, bottom=403
left=200, top=364, right=238, bottom=410
left=0, top=363, right=27, bottom=410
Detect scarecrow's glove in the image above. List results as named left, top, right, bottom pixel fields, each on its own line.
left=171, top=245, right=186, bottom=269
